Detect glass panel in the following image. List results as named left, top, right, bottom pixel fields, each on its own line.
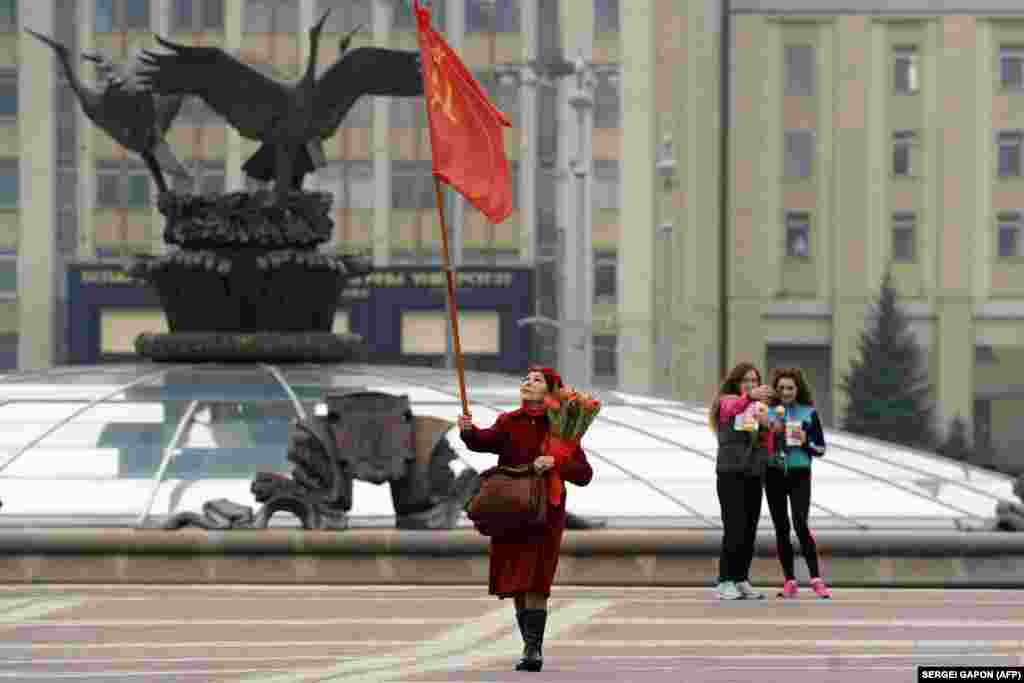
left=0, top=74, right=15, bottom=117
left=95, top=0, right=116, bottom=32
left=0, top=161, right=16, bottom=208
left=784, top=44, right=814, bottom=96
left=172, top=0, right=192, bottom=30
left=202, top=0, right=225, bottom=29
left=810, top=476, right=964, bottom=518
left=595, top=448, right=714, bottom=481
left=124, top=0, right=151, bottom=29
left=567, top=481, right=694, bottom=517
left=0, top=0, right=15, bottom=30
left=123, top=368, right=290, bottom=402
left=595, top=0, right=619, bottom=33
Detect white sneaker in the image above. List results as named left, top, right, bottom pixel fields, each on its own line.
left=736, top=580, right=765, bottom=600
left=716, top=581, right=742, bottom=600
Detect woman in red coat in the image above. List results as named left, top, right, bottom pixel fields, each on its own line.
left=457, top=366, right=593, bottom=673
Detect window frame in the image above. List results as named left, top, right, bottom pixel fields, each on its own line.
left=465, top=0, right=521, bottom=34
left=96, top=0, right=152, bottom=33
left=892, top=130, right=918, bottom=178
left=997, top=211, right=1023, bottom=260
left=998, top=130, right=1023, bottom=178
left=892, top=45, right=920, bottom=95
left=0, top=0, right=16, bottom=32
left=244, top=0, right=299, bottom=34
left=0, top=157, right=18, bottom=210
left=783, top=129, right=815, bottom=179
left=892, top=211, right=917, bottom=263
left=594, top=250, right=617, bottom=305
left=171, top=0, right=225, bottom=32
left=1000, top=45, right=1024, bottom=91
left=95, top=161, right=151, bottom=208
left=593, top=159, right=620, bottom=211
left=784, top=44, right=815, bottom=97
left=594, top=0, right=620, bottom=34
left=784, top=211, right=812, bottom=260
left=0, top=70, right=17, bottom=119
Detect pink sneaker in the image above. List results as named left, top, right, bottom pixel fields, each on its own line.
left=778, top=579, right=798, bottom=598
left=810, top=578, right=832, bottom=599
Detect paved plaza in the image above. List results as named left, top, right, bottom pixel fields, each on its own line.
left=0, top=584, right=1022, bottom=682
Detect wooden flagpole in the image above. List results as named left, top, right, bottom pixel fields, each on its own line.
left=433, top=176, right=470, bottom=416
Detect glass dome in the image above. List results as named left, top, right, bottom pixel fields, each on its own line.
left=0, top=363, right=1015, bottom=530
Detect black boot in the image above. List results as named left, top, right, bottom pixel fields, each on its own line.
left=515, top=609, right=526, bottom=654
left=515, top=609, right=547, bottom=672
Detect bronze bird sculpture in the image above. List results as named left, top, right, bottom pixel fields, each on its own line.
left=26, top=30, right=189, bottom=194
left=138, top=10, right=424, bottom=196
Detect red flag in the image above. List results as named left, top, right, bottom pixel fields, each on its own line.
left=414, top=1, right=513, bottom=224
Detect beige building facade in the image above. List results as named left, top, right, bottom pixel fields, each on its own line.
left=621, top=0, right=1024, bottom=467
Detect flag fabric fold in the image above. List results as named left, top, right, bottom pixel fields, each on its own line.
left=413, top=0, right=513, bottom=224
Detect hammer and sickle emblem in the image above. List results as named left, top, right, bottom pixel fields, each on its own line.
left=429, top=45, right=459, bottom=125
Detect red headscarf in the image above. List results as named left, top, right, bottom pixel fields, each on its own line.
left=529, top=365, right=563, bottom=392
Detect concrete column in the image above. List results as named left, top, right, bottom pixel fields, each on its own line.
left=77, top=0, right=96, bottom=261
left=224, top=0, right=244, bottom=192
left=17, top=1, right=57, bottom=370
left=445, top=0, right=464, bottom=267
left=519, top=0, right=538, bottom=265
left=298, top=0, right=315, bottom=60
left=974, top=20, right=994, bottom=302
left=558, top=2, right=594, bottom=388
left=618, top=0, right=657, bottom=394
left=372, top=0, right=392, bottom=267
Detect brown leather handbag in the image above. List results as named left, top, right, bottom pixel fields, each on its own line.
left=465, top=464, right=548, bottom=537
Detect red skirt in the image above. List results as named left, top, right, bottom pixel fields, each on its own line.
left=488, top=502, right=567, bottom=598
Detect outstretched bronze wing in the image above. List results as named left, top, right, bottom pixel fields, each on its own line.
left=139, top=37, right=288, bottom=142
left=312, top=46, right=423, bottom=139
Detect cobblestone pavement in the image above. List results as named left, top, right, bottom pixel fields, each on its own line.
left=1, top=584, right=1022, bottom=682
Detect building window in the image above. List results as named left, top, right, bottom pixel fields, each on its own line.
left=594, top=160, right=620, bottom=211
left=318, top=0, right=372, bottom=32
left=784, top=44, right=815, bottom=96
left=394, top=0, right=443, bottom=30
left=998, top=131, right=1023, bottom=177
left=785, top=211, right=811, bottom=259
left=593, top=334, right=618, bottom=380
left=1001, top=46, right=1024, bottom=91
left=0, top=71, right=15, bottom=118
left=96, top=162, right=150, bottom=208
left=466, top=0, right=520, bottom=33
left=893, top=46, right=919, bottom=95
left=313, top=160, right=374, bottom=209
left=172, top=161, right=225, bottom=196
left=476, top=70, right=520, bottom=124
left=391, top=161, right=434, bottom=210
left=893, top=130, right=917, bottom=177
left=783, top=130, right=814, bottom=179
left=172, top=0, right=225, bottom=31
left=244, top=0, right=298, bottom=33
left=594, top=251, right=617, bottom=304
left=96, top=0, right=151, bottom=32
left=594, top=68, right=621, bottom=129
left=892, top=212, right=916, bottom=262
left=0, top=0, right=16, bottom=32
left=595, top=0, right=619, bottom=34
left=998, top=211, right=1023, bottom=259
left=0, top=158, right=17, bottom=209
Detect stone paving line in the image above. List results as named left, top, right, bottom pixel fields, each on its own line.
left=0, top=586, right=1022, bottom=682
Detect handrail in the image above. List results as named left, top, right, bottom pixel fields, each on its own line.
left=135, top=399, right=200, bottom=528
left=261, top=364, right=308, bottom=421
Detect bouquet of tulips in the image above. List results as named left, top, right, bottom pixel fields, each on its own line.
left=539, top=386, right=601, bottom=504
left=543, top=386, right=602, bottom=442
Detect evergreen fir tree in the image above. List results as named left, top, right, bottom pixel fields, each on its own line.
left=840, top=271, right=938, bottom=448
left=938, top=415, right=974, bottom=463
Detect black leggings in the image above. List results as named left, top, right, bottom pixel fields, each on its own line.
left=716, top=473, right=763, bottom=583
left=764, top=467, right=820, bottom=580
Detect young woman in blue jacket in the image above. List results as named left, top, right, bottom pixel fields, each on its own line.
left=765, top=367, right=831, bottom=599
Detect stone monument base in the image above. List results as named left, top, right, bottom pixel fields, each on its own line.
left=135, top=331, right=367, bottom=363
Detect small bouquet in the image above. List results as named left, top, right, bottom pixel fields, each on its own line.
left=734, top=401, right=768, bottom=432
left=540, top=387, right=602, bottom=504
